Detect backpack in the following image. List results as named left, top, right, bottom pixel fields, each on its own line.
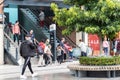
left=37, top=45, right=44, bottom=55
left=117, top=41, right=120, bottom=50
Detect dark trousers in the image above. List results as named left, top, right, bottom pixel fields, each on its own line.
left=61, top=51, right=64, bottom=62
left=21, top=57, right=33, bottom=75
left=81, top=51, right=87, bottom=56
left=13, top=33, right=19, bottom=44
left=43, top=54, right=49, bottom=65
left=57, top=55, right=62, bottom=64
left=64, top=53, right=67, bottom=60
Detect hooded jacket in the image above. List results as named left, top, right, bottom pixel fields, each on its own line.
left=20, top=40, right=36, bottom=57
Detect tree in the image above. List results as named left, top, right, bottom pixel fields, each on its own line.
left=51, top=0, right=120, bottom=40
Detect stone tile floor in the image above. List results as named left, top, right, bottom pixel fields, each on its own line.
left=2, top=72, right=120, bottom=80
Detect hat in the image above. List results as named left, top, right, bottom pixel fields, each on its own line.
left=25, top=34, right=31, bottom=37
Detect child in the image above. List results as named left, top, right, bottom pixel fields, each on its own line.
left=56, top=45, right=62, bottom=64
left=68, top=46, right=73, bottom=60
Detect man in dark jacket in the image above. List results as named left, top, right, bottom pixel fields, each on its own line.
left=20, top=34, right=37, bottom=79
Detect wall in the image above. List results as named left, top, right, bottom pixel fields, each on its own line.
left=4, top=4, right=18, bottom=24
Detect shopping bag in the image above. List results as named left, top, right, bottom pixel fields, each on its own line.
left=73, top=47, right=81, bottom=58
left=18, top=57, right=24, bottom=65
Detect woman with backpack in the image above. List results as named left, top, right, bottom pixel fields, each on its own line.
left=37, top=40, right=46, bottom=67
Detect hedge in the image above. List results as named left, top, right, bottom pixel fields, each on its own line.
left=79, top=56, right=120, bottom=65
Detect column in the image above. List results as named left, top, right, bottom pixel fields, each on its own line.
left=0, top=0, right=4, bottom=64
left=84, top=32, right=88, bottom=45
left=0, top=24, right=4, bottom=64
left=76, top=32, right=82, bottom=45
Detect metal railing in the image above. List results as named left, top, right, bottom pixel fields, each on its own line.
left=21, top=8, right=78, bottom=47
left=20, top=8, right=48, bottom=40
left=29, top=8, right=78, bottom=47
left=3, top=22, right=39, bottom=63
left=45, top=17, right=79, bottom=47
left=29, top=8, right=60, bottom=42
left=4, top=31, right=19, bottom=61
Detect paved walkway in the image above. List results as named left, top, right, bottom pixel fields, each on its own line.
left=1, top=60, right=120, bottom=80
left=0, top=60, right=78, bottom=79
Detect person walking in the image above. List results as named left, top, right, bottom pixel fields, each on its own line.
left=56, top=45, right=62, bottom=64
left=20, top=34, right=37, bottom=79
left=12, top=20, right=20, bottom=45
left=102, top=37, right=109, bottom=56
left=116, top=39, right=120, bottom=55
left=45, top=38, right=50, bottom=46
left=44, top=44, right=53, bottom=65
left=29, top=29, right=35, bottom=43
left=59, top=38, right=66, bottom=62
left=39, top=10, right=45, bottom=29
left=37, top=40, right=46, bottom=67
left=78, top=39, right=87, bottom=56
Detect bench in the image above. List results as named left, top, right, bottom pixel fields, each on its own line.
left=67, top=64, right=120, bottom=78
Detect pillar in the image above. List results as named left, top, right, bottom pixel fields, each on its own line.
left=0, top=24, right=4, bottom=64
left=0, top=0, right=4, bottom=64
left=76, top=32, right=82, bottom=45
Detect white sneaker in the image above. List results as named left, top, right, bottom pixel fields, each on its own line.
left=32, top=73, right=38, bottom=77
left=20, top=75, right=27, bottom=79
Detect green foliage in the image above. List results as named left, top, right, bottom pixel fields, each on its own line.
left=85, top=26, right=100, bottom=34
left=63, top=0, right=98, bottom=6
left=50, top=0, right=120, bottom=40
left=79, top=56, right=120, bottom=65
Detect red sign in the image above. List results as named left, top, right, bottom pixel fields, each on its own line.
left=88, top=34, right=100, bottom=51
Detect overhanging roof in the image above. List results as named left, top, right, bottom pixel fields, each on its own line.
left=4, top=1, right=70, bottom=8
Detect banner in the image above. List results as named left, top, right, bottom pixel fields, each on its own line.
left=88, top=34, right=100, bottom=55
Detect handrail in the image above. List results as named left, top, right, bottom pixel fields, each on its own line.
left=20, top=8, right=46, bottom=43
left=19, top=24, right=39, bottom=44
left=4, top=31, right=18, bottom=48
left=29, top=8, right=48, bottom=27
left=20, top=8, right=42, bottom=30
left=29, top=8, right=78, bottom=47
left=45, top=17, right=79, bottom=47
left=57, top=26, right=78, bottom=47
left=4, top=31, right=19, bottom=61
left=28, top=9, right=60, bottom=42
left=19, top=24, right=28, bottom=35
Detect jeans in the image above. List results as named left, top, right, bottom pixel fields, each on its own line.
left=103, top=47, right=108, bottom=55
left=81, top=51, right=87, bottom=56
left=13, top=33, right=19, bottom=44
left=69, top=51, right=73, bottom=59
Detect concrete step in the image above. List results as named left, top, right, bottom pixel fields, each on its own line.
left=8, top=42, right=20, bottom=59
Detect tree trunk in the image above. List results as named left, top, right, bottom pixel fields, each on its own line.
left=99, top=36, right=103, bottom=55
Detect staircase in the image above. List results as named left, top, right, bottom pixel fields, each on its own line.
left=4, top=31, right=19, bottom=65
left=4, top=24, right=39, bottom=65
left=20, top=8, right=50, bottom=41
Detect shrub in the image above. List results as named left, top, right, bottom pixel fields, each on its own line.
left=79, top=56, right=120, bottom=66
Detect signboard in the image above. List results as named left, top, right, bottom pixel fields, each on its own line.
left=49, top=24, right=56, bottom=31
left=88, top=34, right=100, bottom=55
left=49, top=24, right=56, bottom=61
